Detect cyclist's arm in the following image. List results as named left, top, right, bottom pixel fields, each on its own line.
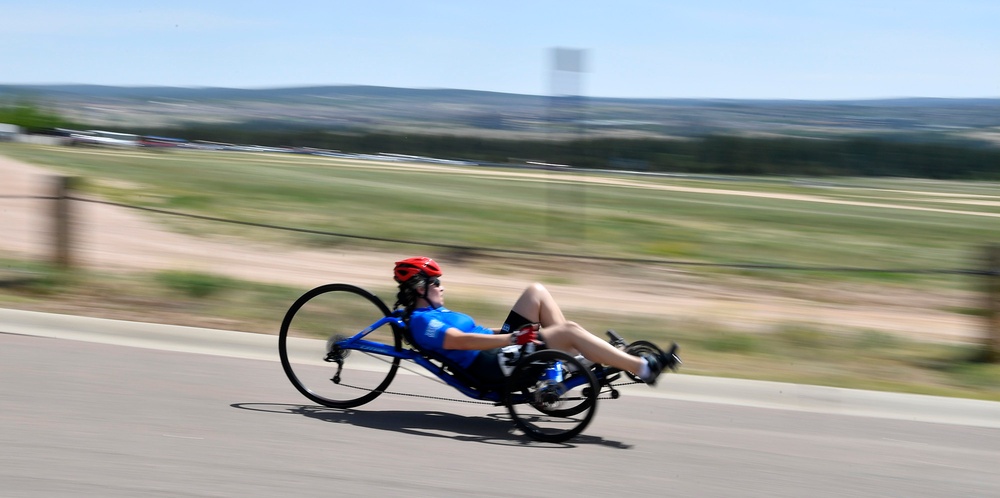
left=442, top=327, right=510, bottom=350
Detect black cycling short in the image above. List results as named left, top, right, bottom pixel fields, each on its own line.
left=467, top=348, right=506, bottom=384
left=468, top=309, right=543, bottom=385
left=501, top=310, right=534, bottom=334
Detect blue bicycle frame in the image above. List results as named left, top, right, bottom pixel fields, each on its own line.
left=329, top=314, right=606, bottom=405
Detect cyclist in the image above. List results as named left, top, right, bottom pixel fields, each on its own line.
left=393, top=256, right=678, bottom=385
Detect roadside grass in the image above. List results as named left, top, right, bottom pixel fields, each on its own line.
left=0, top=259, right=80, bottom=295
left=0, top=259, right=302, bottom=332
left=155, top=271, right=241, bottom=299
left=1, top=261, right=997, bottom=401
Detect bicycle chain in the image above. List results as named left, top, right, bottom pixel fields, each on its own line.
left=338, top=380, right=638, bottom=404
left=337, top=381, right=500, bottom=405
left=337, top=356, right=500, bottom=405
left=339, top=351, right=643, bottom=405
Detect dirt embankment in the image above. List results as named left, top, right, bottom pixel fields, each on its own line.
left=0, top=153, right=982, bottom=343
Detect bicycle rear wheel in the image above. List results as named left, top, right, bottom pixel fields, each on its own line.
left=278, top=283, right=401, bottom=408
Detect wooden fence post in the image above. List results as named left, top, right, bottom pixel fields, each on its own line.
left=985, top=245, right=1000, bottom=363
left=52, top=176, right=75, bottom=269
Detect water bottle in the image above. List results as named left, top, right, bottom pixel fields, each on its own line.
left=545, top=360, right=564, bottom=383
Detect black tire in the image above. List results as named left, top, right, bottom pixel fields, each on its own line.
left=623, top=340, right=664, bottom=382
left=278, top=283, right=401, bottom=409
left=505, top=350, right=599, bottom=443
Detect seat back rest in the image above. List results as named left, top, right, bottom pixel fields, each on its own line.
left=391, top=309, right=419, bottom=347
left=390, top=309, right=502, bottom=393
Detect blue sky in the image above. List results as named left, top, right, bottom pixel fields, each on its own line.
left=2, top=1, right=998, bottom=99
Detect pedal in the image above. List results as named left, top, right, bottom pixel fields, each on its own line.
left=665, top=342, right=682, bottom=371
left=606, top=330, right=626, bottom=348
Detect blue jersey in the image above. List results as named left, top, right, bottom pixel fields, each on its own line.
left=408, top=306, right=494, bottom=368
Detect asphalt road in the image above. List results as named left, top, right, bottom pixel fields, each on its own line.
left=2, top=309, right=999, bottom=497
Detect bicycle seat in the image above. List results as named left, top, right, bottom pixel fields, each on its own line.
left=392, top=314, right=506, bottom=395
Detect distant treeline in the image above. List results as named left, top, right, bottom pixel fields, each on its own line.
left=138, top=123, right=1000, bottom=180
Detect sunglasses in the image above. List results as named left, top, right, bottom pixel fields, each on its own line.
left=428, top=277, right=442, bottom=288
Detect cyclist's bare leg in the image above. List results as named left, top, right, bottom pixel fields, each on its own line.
left=509, top=283, right=566, bottom=327
left=540, top=322, right=645, bottom=375
left=510, top=283, right=647, bottom=376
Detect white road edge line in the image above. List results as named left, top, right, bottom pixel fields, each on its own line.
left=2, top=307, right=999, bottom=428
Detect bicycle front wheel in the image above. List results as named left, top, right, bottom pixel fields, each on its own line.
left=505, top=350, right=599, bottom=443
left=278, top=283, right=401, bottom=409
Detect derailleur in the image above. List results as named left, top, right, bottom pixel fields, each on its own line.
left=325, top=336, right=349, bottom=384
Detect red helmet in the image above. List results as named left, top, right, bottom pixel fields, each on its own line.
left=393, top=256, right=442, bottom=283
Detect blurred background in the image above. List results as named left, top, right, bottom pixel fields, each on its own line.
left=2, top=0, right=999, bottom=398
